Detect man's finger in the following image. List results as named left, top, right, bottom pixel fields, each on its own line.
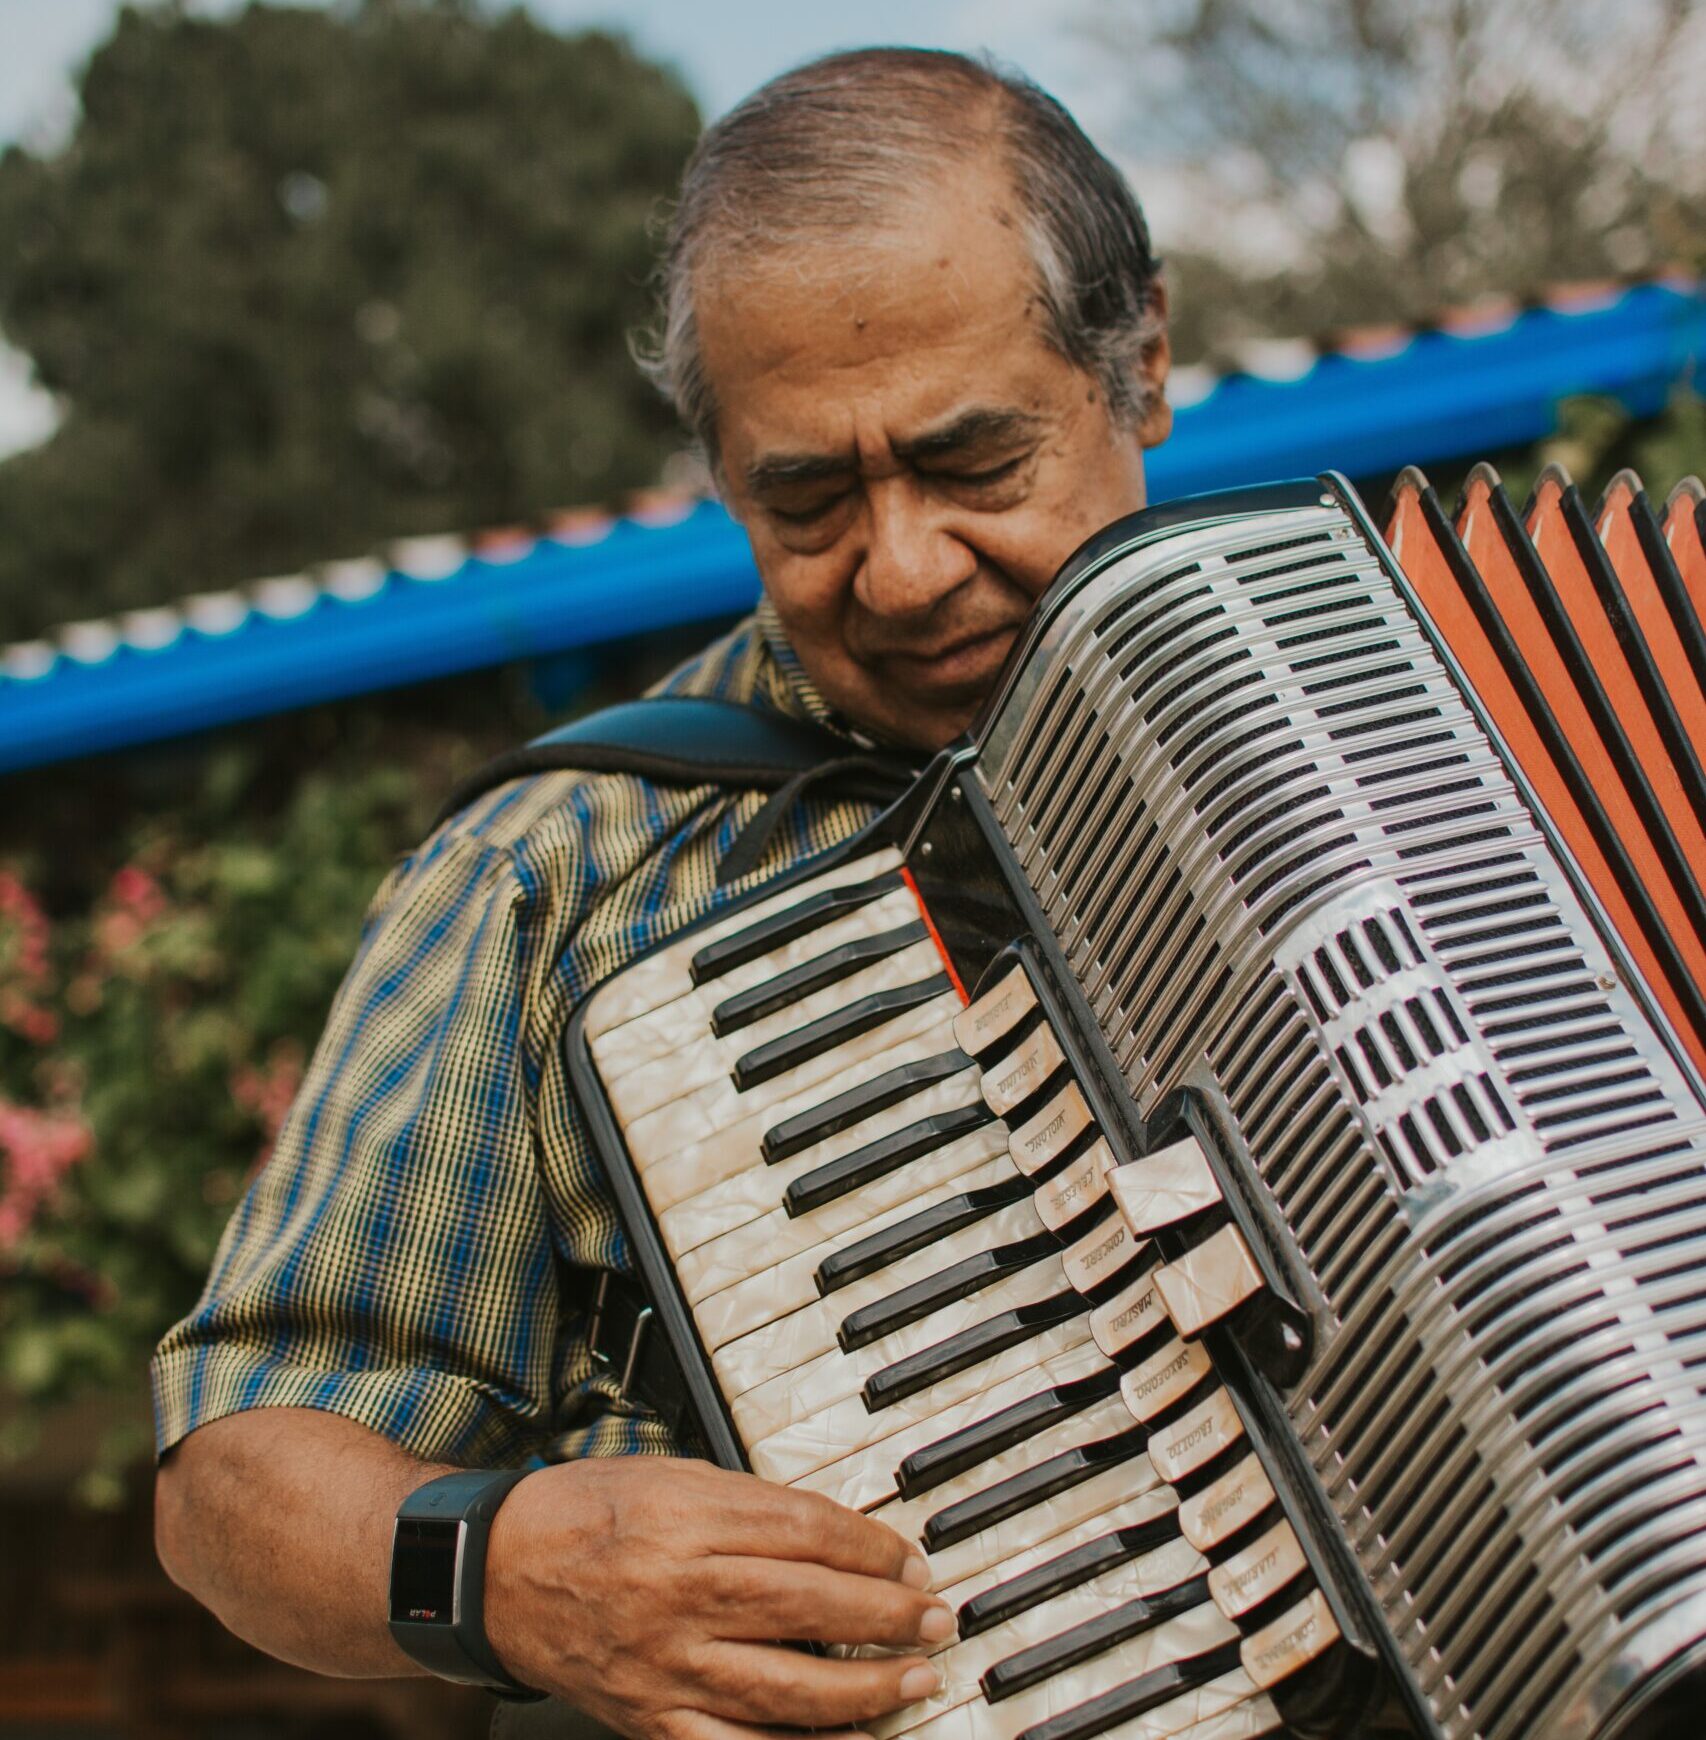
left=702, top=1555, right=954, bottom=1650
left=693, top=1638, right=941, bottom=1729
left=654, top=1708, right=817, bottom=1740
left=701, top=1476, right=925, bottom=1584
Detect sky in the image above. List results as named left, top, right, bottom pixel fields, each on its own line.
left=0, top=0, right=1121, bottom=456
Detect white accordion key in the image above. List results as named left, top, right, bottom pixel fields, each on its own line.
left=863, top=1536, right=1210, bottom=1739
left=1208, top=1519, right=1308, bottom=1620
left=1179, top=1454, right=1276, bottom=1554
left=875, top=1435, right=1164, bottom=1587
left=896, top=1605, right=1238, bottom=1740
left=1239, top=1588, right=1340, bottom=1691
left=608, top=937, right=944, bottom=1123
left=1060, top=1213, right=1143, bottom=1296
left=1153, top=1224, right=1264, bottom=1338
left=626, top=992, right=961, bottom=1194
left=953, top=960, right=1037, bottom=1057
left=1147, top=1387, right=1245, bottom=1486
left=1033, top=1137, right=1115, bottom=1232
left=1120, top=1338, right=1214, bottom=1425
left=1107, top=1136, right=1221, bottom=1238
left=981, top=1022, right=1066, bottom=1117
left=716, top=1257, right=1066, bottom=1412
left=1089, top=1267, right=1168, bottom=1360
left=932, top=1483, right=1183, bottom=1613
left=670, top=1137, right=1005, bottom=1304
left=590, top=889, right=922, bottom=1082
left=579, top=848, right=904, bottom=1036
left=698, top=1195, right=1045, bottom=1356
left=1009, top=1080, right=1095, bottom=1175
left=749, top=1320, right=1095, bottom=1492
left=793, top=1339, right=1113, bottom=1510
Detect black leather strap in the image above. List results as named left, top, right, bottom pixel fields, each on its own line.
left=436, top=697, right=912, bottom=830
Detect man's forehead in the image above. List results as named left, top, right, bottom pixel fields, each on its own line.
left=693, top=157, right=1065, bottom=458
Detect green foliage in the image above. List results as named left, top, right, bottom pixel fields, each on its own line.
left=0, top=0, right=700, bottom=641
left=0, top=740, right=441, bottom=1498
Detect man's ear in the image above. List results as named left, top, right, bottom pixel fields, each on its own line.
left=1135, top=280, right=1172, bottom=449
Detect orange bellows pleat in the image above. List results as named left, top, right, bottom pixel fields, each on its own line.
left=1523, top=467, right=1706, bottom=889
left=1592, top=470, right=1706, bottom=781
left=1664, top=480, right=1706, bottom=616
left=1385, top=466, right=1706, bottom=1078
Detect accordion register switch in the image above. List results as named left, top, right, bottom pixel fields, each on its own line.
left=571, top=468, right=1706, bottom=1740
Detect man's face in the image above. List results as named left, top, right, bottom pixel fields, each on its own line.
left=698, top=161, right=1172, bottom=749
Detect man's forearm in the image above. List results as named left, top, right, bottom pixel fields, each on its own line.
left=155, top=1407, right=450, bottom=1678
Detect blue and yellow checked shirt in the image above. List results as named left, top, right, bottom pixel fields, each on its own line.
left=151, top=604, right=879, bottom=1467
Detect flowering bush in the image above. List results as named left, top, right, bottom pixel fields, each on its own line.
left=0, top=751, right=436, bottom=1498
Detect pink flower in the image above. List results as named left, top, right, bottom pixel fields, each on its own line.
left=0, top=871, right=52, bottom=988
left=0, top=1099, right=93, bottom=1250
left=229, top=1040, right=305, bottom=1175
left=108, top=865, right=167, bottom=922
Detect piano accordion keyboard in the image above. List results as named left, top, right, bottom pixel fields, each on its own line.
left=582, top=855, right=1339, bottom=1740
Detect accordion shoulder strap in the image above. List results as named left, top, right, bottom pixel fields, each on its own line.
left=434, top=696, right=916, bottom=835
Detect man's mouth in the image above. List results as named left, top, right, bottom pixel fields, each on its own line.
left=879, top=624, right=1023, bottom=696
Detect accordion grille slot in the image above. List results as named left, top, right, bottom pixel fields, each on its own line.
left=975, top=496, right=1706, bottom=1740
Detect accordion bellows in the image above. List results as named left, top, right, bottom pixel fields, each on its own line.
left=569, top=465, right=1706, bottom=1740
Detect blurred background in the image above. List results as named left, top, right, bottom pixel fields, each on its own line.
left=0, top=1, right=1700, bottom=1733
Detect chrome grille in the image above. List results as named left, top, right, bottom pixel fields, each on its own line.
left=973, top=493, right=1706, bottom=1740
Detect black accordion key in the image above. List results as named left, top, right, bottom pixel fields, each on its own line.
left=710, top=921, right=929, bottom=1037
left=957, top=1514, right=1186, bottom=1639
left=763, top=1047, right=970, bottom=1164
left=689, top=869, right=905, bottom=984
left=733, top=973, right=951, bottom=1090
left=983, top=1574, right=1214, bottom=1703
left=923, top=1423, right=1151, bottom=1551
left=1015, top=1640, right=1245, bottom=1740
left=897, top=1365, right=1122, bottom=1497
left=814, top=1174, right=1032, bottom=1295
left=838, top=1231, right=1060, bottom=1352
left=784, top=1101, right=995, bottom=1217
left=861, top=1288, right=1083, bottom=1411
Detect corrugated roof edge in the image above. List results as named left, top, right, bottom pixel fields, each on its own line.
left=1, top=275, right=1700, bottom=774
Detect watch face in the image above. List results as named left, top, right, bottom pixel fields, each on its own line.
left=391, top=1518, right=460, bottom=1625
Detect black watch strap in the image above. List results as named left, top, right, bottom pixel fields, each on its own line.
left=389, top=1467, right=546, bottom=1701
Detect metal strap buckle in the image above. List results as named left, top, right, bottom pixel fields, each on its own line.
left=587, top=1271, right=654, bottom=1399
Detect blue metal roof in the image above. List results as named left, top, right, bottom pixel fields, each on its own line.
left=2, top=278, right=1700, bottom=776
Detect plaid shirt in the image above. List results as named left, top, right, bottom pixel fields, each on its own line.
left=151, top=603, right=878, bottom=1467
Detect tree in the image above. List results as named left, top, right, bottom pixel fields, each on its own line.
left=0, top=0, right=700, bottom=643
left=1086, top=0, right=1706, bottom=366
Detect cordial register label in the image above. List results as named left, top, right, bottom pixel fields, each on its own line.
left=1242, top=1588, right=1340, bottom=1689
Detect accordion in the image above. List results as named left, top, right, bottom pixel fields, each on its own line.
left=567, top=465, right=1706, bottom=1740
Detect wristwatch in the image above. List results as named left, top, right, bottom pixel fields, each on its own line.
left=389, top=1467, right=546, bottom=1700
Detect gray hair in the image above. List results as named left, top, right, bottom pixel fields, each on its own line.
left=633, top=48, right=1164, bottom=465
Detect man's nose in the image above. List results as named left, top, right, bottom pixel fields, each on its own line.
left=855, top=478, right=979, bottom=618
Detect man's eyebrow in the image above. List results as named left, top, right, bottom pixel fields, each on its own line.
left=743, top=408, right=1044, bottom=495
left=894, top=408, right=1043, bottom=462
left=744, top=450, right=857, bottom=494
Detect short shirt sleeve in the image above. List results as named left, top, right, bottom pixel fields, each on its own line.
left=150, top=826, right=569, bottom=1467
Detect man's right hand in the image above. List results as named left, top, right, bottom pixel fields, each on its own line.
left=484, top=1456, right=954, bottom=1740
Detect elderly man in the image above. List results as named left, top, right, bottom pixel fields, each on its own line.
left=152, top=46, right=1172, bottom=1739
